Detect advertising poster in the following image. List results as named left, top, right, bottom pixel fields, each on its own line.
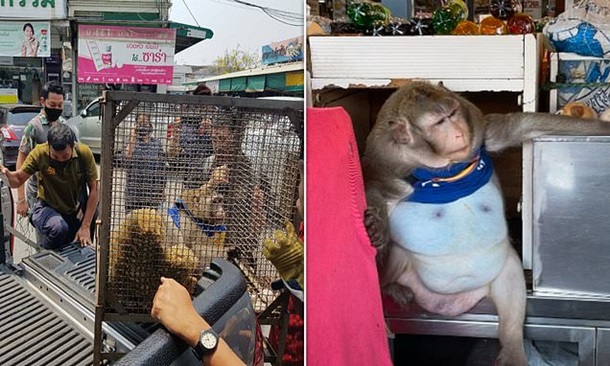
left=0, top=21, right=51, bottom=57
left=261, top=36, right=303, bottom=65
left=78, top=25, right=176, bottom=85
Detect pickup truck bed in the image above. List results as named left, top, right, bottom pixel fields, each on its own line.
left=0, top=267, right=93, bottom=365
left=0, top=244, right=137, bottom=366
left=0, top=241, right=257, bottom=366
left=0, top=252, right=95, bottom=366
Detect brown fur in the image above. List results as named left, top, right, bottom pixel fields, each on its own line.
left=363, top=81, right=610, bottom=366
left=167, top=165, right=228, bottom=268
left=109, top=209, right=201, bottom=313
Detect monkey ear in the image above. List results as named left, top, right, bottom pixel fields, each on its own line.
left=387, top=119, right=413, bottom=144
left=437, top=81, right=450, bottom=91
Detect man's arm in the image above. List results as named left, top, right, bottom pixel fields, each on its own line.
left=16, top=121, right=37, bottom=216
left=125, top=128, right=137, bottom=159
left=75, top=179, right=98, bottom=247
left=151, top=277, right=246, bottom=366
left=0, top=165, right=31, bottom=188
left=15, top=151, right=30, bottom=216
left=167, top=117, right=182, bottom=158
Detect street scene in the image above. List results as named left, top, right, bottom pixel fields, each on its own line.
left=0, top=0, right=303, bottom=365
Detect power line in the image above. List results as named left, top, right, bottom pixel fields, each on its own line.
left=221, top=0, right=303, bottom=26
left=262, top=9, right=302, bottom=26
left=180, top=0, right=303, bottom=28
left=180, top=0, right=201, bottom=27
left=208, top=0, right=253, bottom=11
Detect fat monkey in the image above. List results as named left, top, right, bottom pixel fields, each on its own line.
left=363, top=81, right=610, bottom=366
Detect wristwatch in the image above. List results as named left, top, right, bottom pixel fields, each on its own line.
left=193, top=328, right=219, bottom=360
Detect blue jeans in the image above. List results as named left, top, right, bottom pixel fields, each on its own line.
left=31, top=200, right=81, bottom=250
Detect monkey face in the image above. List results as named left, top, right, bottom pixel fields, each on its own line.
left=419, top=100, right=472, bottom=163
left=181, top=187, right=226, bottom=224
left=371, top=82, right=481, bottom=169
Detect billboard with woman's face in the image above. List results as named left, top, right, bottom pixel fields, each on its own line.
left=0, top=21, right=50, bottom=57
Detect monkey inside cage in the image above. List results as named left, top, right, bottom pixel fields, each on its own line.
left=94, top=91, right=302, bottom=326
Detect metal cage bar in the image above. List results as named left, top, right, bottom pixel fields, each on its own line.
left=93, top=90, right=303, bottom=364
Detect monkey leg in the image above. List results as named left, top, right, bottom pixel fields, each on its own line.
left=382, top=282, right=415, bottom=308
left=489, top=245, right=527, bottom=366
left=380, top=244, right=416, bottom=308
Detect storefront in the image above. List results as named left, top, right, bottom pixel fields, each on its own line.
left=0, top=1, right=69, bottom=106
left=188, top=61, right=304, bottom=98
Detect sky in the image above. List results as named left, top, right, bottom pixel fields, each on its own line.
left=169, top=0, right=304, bottom=66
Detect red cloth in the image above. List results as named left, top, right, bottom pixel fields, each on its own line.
left=306, top=107, right=392, bottom=366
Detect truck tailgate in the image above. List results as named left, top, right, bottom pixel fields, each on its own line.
left=0, top=267, right=93, bottom=366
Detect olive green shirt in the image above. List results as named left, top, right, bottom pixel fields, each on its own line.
left=21, top=143, right=98, bottom=215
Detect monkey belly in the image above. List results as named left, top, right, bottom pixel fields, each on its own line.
left=389, top=182, right=508, bottom=294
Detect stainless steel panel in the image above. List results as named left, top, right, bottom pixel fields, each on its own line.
left=532, top=136, right=610, bottom=298
left=596, top=328, right=610, bottom=365
left=387, top=318, right=596, bottom=366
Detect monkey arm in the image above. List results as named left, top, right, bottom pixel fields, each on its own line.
left=364, top=184, right=402, bottom=268
left=484, top=112, right=610, bottom=152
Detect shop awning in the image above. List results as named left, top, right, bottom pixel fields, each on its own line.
left=169, top=22, right=214, bottom=54
left=194, top=62, right=303, bottom=94
left=76, top=19, right=214, bottom=54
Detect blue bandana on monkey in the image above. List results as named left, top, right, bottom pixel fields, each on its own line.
left=407, top=148, right=493, bottom=204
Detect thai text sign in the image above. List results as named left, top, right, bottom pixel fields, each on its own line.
left=0, top=0, right=66, bottom=19
left=0, top=21, right=51, bottom=57
left=77, top=25, right=175, bottom=85
left=261, top=36, right=303, bottom=65
left=0, top=89, right=18, bottom=104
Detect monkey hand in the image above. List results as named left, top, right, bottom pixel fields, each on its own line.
left=263, top=221, right=304, bottom=290
left=208, top=165, right=229, bottom=188
left=364, top=206, right=390, bottom=248
left=364, top=206, right=391, bottom=262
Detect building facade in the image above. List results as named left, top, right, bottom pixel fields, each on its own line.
left=1, top=0, right=212, bottom=114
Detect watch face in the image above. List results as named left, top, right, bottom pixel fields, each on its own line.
left=201, top=332, right=218, bottom=349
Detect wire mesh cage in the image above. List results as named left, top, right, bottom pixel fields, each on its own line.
left=96, top=91, right=303, bottom=318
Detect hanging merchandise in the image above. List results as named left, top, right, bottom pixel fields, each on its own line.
left=452, top=20, right=481, bottom=35
left=543, top=0, right=610, bottom=57
left=534, top=16, right=553, bottom=32
left=346, top=1, right=392, bottom=30
left=446, top=0, right=469, bottom=22
left=507, top=13, right=535, bottom=34
left=385, top=20, right=412, bottom=36
left=409, top=16, right=435, bottom=35
left=490, top=0, right=517, bottom=20
left=432, top=7, right=460, bottom=34
left=480, top=16, right=509, bottom=34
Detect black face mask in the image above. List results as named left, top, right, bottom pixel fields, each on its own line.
left=137, top=125, right=153, bottom=138
left=44, top=106, right=63, bottom=122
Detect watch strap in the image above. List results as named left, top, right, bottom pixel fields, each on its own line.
left=192, top=328, right=219, bottom=360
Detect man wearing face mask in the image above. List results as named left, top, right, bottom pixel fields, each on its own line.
left=168, top=83, right=213, bottom=189
left=123, top=113, right=167, bottom=213
left=1, top=124, right=98, bottom=249
left=16, top=81, right=71, bottom=219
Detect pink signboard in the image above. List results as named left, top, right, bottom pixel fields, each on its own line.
left=77, top=25, right=175, bottom=85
